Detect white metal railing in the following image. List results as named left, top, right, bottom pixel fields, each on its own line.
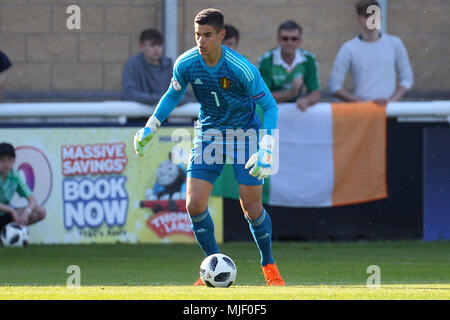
left=0, top=101, right=450, bottom=123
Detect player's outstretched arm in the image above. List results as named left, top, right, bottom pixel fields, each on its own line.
left=134, top=49, right=192, bottom=157
left=244, top=91, right=278, bottom=180
left=133, top=81, right=186, bottom=157
left=241, top=60, right=279, bottom=180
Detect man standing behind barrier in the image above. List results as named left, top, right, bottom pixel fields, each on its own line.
left=328, top=0, right=414, bottom=104
left=258, top=20, right=321, bottom=112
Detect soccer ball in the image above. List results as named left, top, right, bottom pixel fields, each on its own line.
left=0, top=223, right=29, bottom=247
left=200, top=253, right=237, bottom=288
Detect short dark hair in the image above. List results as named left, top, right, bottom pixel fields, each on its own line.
left=355, top=0, right=380, bottom=17
left=277, top=20, right=302, bottom=35
left=194, top=8, right=224, bottom=32
left=224, top=24, right=239, bottom=42
left=139, top=29, right=163, bottom=45
left=0, top=142, right=15, bottom=158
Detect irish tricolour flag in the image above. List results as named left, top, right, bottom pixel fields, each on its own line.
left=268, top=102, right=387, bottom=207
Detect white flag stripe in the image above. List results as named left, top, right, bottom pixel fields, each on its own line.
left=268, top=103, right=334, bottom=207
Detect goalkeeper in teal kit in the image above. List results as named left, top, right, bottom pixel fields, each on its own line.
left=134, top=8, right=285, bottom=286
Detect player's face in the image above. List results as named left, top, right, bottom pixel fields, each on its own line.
left=0, top=156, right=15, bottom=175
left=222, top=37, right=239, bottom=51
left=194, top=23, right=225, bottom=56
left=278, top=28, right=302, bottom=55
left=140, top=40, right=163, bottom=65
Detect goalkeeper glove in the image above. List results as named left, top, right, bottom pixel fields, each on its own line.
left=133, top=116, right=161, bottom=157
left=245, top=134, right=275, bottom=180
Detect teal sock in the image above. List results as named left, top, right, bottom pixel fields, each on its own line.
left=190, top=208, right=219, bottom=257
left=246, top=208, right=274, bottom=266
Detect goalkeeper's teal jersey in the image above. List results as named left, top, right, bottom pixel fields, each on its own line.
left=155, top=45, right=277, bottom=134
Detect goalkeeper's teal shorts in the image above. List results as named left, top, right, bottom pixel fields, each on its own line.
left=187, top=164, right=263, bottom=186
left=186, top=137, right=263, bottom=186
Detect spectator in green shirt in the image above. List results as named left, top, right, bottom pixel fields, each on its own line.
left=258, top=20, right=321, bottom=111
left=0, top=143, right=46, bottom=230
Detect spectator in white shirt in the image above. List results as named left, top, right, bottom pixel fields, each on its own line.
left=328, top=0, right=414, bottom=105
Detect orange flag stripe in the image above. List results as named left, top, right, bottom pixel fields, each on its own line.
left=331, top=102, right=388, bottom=206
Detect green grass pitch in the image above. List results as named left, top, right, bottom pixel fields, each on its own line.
left=0, top=241, right=449, bottom=300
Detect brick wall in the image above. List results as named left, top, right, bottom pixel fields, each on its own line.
left=0, top=0, right=449, bottom=99
left=0, top=0, right=161, bottom=95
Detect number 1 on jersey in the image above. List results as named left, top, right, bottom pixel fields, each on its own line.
left=211, top=91, right=220, bottom=107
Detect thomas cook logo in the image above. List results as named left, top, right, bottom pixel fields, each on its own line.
left=219, top=77, right=231, bottom=90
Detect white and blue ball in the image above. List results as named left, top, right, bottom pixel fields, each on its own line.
left=200, top=253, right=237, bottom=288
left=0, top=222, right=29, bottom=247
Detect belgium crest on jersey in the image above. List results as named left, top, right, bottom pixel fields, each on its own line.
left=219, top=77, right=231, bottom=90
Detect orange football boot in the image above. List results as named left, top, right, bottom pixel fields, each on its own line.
left=193, top=277, right=204, bottom=286
left=261, top=263, right=285, bottom=286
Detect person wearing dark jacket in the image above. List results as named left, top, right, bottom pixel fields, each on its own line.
left=122, top=29, right=192, bottom=105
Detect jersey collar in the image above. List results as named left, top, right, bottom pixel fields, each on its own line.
left=199, top=45, right=225, bottom=73
left=273, top=46, right=306, bottom=72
